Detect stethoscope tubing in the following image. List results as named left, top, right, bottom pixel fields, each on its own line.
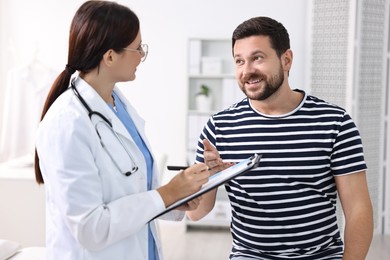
left=71, top=82, right=138, bottom=176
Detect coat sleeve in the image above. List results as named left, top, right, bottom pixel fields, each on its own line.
left=36, top=107, right=166, bottom=251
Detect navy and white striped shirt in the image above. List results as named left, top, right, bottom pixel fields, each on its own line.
left=195, top=90, right=366, bottom=260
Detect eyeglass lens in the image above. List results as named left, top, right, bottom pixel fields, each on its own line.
left=140, top=44, right=148, bottom=62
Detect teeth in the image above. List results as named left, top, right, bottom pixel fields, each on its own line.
left=248, top=79, right=260, bottom=84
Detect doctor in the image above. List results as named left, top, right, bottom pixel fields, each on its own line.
left=34, top=1, right=209, bottom=259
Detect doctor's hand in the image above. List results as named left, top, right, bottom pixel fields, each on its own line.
left=203, top=139, right=234, bottom=175
left=157, top=163, right=210, bottom=208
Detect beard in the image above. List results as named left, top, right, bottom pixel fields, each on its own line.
left=240, top=64, right=284, bottom=101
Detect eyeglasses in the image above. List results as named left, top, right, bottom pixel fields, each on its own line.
left=123, top=43, right=148, bottom=62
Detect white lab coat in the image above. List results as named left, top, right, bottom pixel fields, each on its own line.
left=35, top=77, right=183, bottom=260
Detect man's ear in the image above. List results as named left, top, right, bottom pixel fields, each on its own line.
left=282, top=49, right=293, bottom=70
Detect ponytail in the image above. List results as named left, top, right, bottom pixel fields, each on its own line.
left=34, top=66, right=75, bottom=184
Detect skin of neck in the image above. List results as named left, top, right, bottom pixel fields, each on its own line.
left=80, top=66, right=116, bottom=105
left=250, top=81, right=304, bottom=115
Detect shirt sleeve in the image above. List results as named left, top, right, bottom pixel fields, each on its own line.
left=330, top=112, right=367, bottom=176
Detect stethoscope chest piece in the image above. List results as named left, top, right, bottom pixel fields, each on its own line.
left=125, top=166, right=138, bottom=176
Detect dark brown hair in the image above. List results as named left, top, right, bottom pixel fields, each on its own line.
left=34, top=0, right=140, bottom=184
left=232, top=16, right=290, bottom=58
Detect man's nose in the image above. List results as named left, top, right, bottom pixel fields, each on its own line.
left=241, top=62, right=256, bottom=76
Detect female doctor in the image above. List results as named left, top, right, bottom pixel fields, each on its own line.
left=34, top=1, right=210, bottom=259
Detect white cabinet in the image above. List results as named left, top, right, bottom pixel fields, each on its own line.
left=185, top=39, right=244, bottom=229
left=0, top=155, right=46, bottom=247
left=186, top=38, right=244, bottom=165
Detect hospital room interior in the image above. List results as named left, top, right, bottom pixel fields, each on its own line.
left=0, top=0, right=390, bottom=259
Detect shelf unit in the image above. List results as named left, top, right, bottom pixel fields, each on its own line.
left=185, top=38, right=244, bottom=229
left=185, top=38, right=244, bottom=166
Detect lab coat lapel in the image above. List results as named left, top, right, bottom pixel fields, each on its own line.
left=74, top=78, right=147, bottom=174
left=74, top=78, right=133, bottom=142
left=113, top=87, right=160, bottom=187
left=112, top=87, right=150, bottom=150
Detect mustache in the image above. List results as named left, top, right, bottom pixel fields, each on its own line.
left=243, top=72, right=267, bottom=82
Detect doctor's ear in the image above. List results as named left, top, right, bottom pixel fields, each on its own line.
left=102, top=49, right=115, bottom=67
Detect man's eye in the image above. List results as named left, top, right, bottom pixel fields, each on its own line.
left=254, top=56, right=263, bottom=61
left=235, top=59, right=244, bottom=65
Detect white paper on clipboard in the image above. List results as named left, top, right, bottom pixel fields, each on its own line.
left=152, top=153, right=262, bottom=220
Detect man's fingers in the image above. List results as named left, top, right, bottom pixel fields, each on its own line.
left=209, top=161, right=235, bottom=174
left=189, top=197, right=202, bottom=206
left=202, top=139, right=214, bottom=151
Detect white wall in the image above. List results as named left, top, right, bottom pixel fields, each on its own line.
left=124, top=0, right=309, bottom=167
left=0, top=0, right=309, bottom=166
left=0, top=0, right=7, bottom=145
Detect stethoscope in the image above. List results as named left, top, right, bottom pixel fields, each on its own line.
left=71, top=81, right=138, bottom=176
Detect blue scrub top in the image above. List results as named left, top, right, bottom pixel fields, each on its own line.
left=109, top=92, right=157, bottom=260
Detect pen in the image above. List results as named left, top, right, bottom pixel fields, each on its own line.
left=167, top=165, right=189, bottom=171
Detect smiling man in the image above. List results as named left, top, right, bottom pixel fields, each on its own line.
left=187, top=16, right=373, bottom=260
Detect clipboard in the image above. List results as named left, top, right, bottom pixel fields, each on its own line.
left=152, top=153, right=262, bottom=220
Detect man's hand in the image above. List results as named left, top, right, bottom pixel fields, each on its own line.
left=203, top=139, right=233, bottom=174
left=176, top=196, right=203, bottom=211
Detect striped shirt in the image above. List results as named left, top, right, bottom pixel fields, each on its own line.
left=195, top=90, right=366, bottom=260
